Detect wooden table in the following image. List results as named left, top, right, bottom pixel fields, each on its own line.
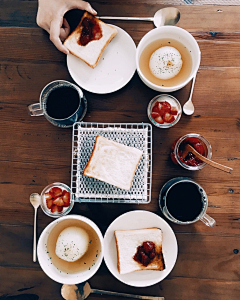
left=1, top=1, right=240, bottom=299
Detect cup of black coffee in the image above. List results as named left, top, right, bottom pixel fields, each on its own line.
left=159, top=177, right=216, bottom=227
left=28, top=80, right=87, bottom=127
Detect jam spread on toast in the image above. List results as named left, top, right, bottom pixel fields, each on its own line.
left=133, top=241, right=156, bottom=266
left=79, top=17, right=103, bottom=46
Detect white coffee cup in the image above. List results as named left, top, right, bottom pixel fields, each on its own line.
left=136, top=26, right=201, bottom=92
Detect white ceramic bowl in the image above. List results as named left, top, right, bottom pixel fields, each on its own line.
left=136, top=26, right=201, bottom=92
left=37, top=215, right=104, bottom=284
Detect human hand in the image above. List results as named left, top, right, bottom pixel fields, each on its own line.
left=37, top=0, right=97, bottom=54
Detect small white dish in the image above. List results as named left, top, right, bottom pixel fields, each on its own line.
left=37, top=215, right=104, bottom=284
left=66, top=25, right=136, bottom=94
left=136, top=26, right=201, bottom=92
left=103, top=210, right=178, bottom=287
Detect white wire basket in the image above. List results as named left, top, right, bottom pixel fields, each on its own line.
left=71, top=122, right=152, bottom=204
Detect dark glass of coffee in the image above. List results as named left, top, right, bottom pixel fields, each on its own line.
left=28, top=80, right=87, bottom=127
left=165, top=182, right=203, bottom=222
left=159, top=177, right=216, bottom=227
left=46, top=86, right=80, bottom=120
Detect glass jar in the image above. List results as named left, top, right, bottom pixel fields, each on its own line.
left=170, top=133, right=212, bottom=171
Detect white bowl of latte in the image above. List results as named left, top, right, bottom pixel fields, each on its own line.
left=37, top=215, right=103, bottom=284
left=136, top=26, right=201, bottom=92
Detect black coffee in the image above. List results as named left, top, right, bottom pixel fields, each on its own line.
left=166, top=182, right=203, bottom=222
left=46, top=87, right=80, bottom=119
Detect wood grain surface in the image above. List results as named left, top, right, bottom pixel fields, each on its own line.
left=0, top=1, right=240, bottom=300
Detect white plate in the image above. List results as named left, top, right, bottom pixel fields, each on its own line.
left=104, top=210, right=178, bottom=287
left=66, top=25, right=136, bottom=94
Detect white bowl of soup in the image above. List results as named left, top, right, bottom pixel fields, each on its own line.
left=37, top=215, right=103, bottom=284
left=136, top=26, right=201, bottom=92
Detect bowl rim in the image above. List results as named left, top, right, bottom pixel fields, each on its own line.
left=37, top=214, right=104, bottom=284
left=136, top=26, right=201, bottom=91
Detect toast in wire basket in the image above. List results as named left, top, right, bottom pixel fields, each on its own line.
left=83, top=135, right=143, bottom=190
left=71, top=123, right=152, bottom=203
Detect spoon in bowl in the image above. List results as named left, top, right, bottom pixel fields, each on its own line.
left=183, top=75, right=196, bottom=115
left=30, top=193, right=41, bottom=262
left=182, top=144, right=233, bottom=173
left=99, top=7, right=180, bottom=27
left=61, top=282, right=164, bottom=300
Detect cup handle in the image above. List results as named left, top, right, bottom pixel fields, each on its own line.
left=200, top=213, right=216, bottom=227
left=28, top=103, right=44, bottom=116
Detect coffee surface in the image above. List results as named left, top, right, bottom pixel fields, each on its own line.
left=46, top=87, right=80, bottom=119
left=166, top=182, right=203, bottom=222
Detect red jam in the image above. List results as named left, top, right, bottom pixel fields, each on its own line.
left=133, top=241, right=156, bottom=266
left=151, top=101, right=178, bottom=125
left=78, top=17, right=102, bottom=46
left=171, top=137, right=207, bottom=167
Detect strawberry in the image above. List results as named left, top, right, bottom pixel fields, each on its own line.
left=161, top=101, right=171, bottom=113
left=51, top=205, right=59, bottom=213
left=151, top=112, right=159, bottom=119
left=152, top=104, right=159, bottom=113
left=50, top=187, right=62, bottom=198
left=62, top=190, right=71, bottom=207
left=45, top=192, right=53, bottom=200
left=155, top=115, right=164, bottom=124
left=57, top=205, right=63, bottom=213
left=171, top=107, right=178, bottom=115
left=46, top=198, right=53, bottom=209
left=163, top=112, right=175, bottom=123
left=53, top=196, right=65, bottom=206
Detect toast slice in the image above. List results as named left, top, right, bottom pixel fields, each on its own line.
left=64, top=12, right=117, bottom=68
left=83, top=135, right=143, bottom=190
left=115, top=228, right=165, bottom=275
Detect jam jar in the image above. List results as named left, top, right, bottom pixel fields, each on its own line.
left=170, top=133, right=212, bottom=170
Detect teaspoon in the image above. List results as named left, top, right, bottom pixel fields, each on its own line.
left=61, top=282, right=164, bottom=300
left=30, top=193, right=41, bottom=262
left=183, top=75, right=196, bottom=115
left=99, top=7, right=180, bottom=27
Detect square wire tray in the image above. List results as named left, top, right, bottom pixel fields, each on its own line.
left=71, top=122, right=152, bottom=204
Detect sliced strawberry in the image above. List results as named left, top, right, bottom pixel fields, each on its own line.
left=157, top=103, right=166, bottom=116
left=62, top=191, right=71, bottom=207
left=163, top=112, right=175, bottom=123
left=155, top=115, right=164, bottom=124
left=53, top=196, right=65, bottom=206
left=50, top=187, right=62, bottom=198
left=171, top=107, right=178, bottom=115
left=161, top=101, right=171, bottom=113
left=151, top=112, right=159, bottom=119
left=45, top=192, right=53, bottom=200
left=152, top=104, right=159, bottom=113
left=57, top=205, right=63, bottom=213
left=46, top=198, right=53, bottom=209
left=51, top=205, right=59, bottom=213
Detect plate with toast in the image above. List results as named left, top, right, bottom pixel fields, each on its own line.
left=65, top=13, right=136, bottom=94
left=104, top=210, right=178, bottom=287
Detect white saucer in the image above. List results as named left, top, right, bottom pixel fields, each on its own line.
left=66, top=25, right=136, bottom=94
left=103, top=210, right=178, bottom=287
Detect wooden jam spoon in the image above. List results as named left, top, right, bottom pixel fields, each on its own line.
left=61, top=282, right=164, bottom=300
left=182, top=144, right=233, bottom=173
